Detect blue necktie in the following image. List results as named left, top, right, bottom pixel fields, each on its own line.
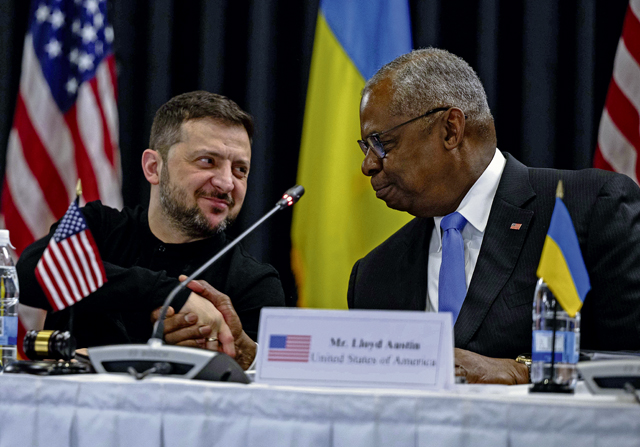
left=439, top=212, right=468, bottom=324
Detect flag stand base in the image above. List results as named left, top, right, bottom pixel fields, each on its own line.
left=529, top=380, right=574, bottom=394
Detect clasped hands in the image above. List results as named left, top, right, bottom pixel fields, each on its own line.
left=150, top=276, right=256, bottom=370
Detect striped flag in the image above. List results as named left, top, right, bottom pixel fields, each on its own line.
left=35, top=200, right=106, bottom=311
left=1, top=0, right=122, bottom=256
left=593, top=0, right=640, bottom=183
left=267, top=334, right=312, bottom=362
left=536, top=182, right=591, bottom=317
left=291, top=0, right=413, bottom=309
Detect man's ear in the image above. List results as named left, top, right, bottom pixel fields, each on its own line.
left=443, top=108, right=466, bottom=151
left=142, top=149, right=162, bottom=185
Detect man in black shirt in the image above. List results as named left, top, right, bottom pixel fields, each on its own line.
left=17, top=91, right=285, bottom=369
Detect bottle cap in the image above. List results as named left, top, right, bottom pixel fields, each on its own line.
left=0, top=230, right=14, bottom=248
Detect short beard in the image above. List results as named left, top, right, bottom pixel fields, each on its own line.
left=159, top=165, right=235, bottom=239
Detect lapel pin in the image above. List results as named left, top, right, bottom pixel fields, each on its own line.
left=510, top=223, right=522, bottom=230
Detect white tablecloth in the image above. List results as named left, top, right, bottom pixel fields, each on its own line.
left=0, top=373, right=639, bottom=447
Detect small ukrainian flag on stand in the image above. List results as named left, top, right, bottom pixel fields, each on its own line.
left=536, top=181, right=591, bottom=317
left=531, top=181, right=591, bottom=393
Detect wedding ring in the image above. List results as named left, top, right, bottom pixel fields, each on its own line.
left=206, top=337, right=219, bottom=342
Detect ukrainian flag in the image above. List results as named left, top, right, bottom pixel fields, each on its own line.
left=536, top=183, right=591, bottom=317
left=291, top=0, right=412, bottom=309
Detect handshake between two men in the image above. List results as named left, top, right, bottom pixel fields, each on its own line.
left=21, top=69, right=639, bottom=385
left=155, top=276, right=257, bottom=370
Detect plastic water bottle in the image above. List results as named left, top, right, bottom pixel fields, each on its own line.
left=0, top=230, right=19, bottom=371
left=531, top=278, right=580, bottom=390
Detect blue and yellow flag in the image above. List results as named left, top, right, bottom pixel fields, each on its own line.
left=536, top=182, right=591, bottom=317
left=291, top=0, right=412, bottom=309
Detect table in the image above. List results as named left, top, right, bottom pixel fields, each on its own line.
left=0, top=373, right=639, bottom=447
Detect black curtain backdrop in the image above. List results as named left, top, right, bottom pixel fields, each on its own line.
left=0, top=0, right=630, bottom=306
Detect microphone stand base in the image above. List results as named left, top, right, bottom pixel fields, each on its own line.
left=88, top=343, right=249, bottom=383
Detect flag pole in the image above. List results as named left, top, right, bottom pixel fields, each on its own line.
left=549, top=297, right=557, bottom=384
left=548, top=180, right=563, bottom=384
left=75, top=180, right=82, bottom=206
left=531, top=179, right=575, bottom=393
left=68, top=179, right=83, bottom=336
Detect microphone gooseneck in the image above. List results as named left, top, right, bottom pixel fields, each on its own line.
left=150, top=185, right=305, bottom=342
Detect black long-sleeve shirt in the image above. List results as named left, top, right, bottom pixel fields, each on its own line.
left=17, top=201, right=285, bottom=347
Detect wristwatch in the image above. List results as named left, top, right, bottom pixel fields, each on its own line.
left=515, top=354, right=532, bottom=381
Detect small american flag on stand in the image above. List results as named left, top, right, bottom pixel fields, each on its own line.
left=268, top=335, right=312, bottom=362
left=35, top=198, right=106, bottom=311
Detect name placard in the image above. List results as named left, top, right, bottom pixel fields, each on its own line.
left=255, top=308, right=453, bottom=390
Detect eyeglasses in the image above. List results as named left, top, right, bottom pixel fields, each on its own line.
left=357, top=107, right=451, bottom=159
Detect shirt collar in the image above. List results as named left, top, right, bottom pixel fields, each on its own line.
left=433, top=148, right=506, bottom=243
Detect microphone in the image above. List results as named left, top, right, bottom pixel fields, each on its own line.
left=88, top=185, right=305, bottom=382
left=276, top=185, right=305, bottom=209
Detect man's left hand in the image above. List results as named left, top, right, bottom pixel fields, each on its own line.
left=455, top=348, right=529, bottom=385
left=150, top=306, right=211, bottom=349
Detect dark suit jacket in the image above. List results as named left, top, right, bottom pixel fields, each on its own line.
left=348, top=153, right=640, bottom=359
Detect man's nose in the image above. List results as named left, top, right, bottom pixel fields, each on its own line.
left=211, top=163, right=234, bottom=192
left=361, top=151, right=382, bottom=177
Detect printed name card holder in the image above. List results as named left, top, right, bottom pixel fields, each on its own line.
left=255, top=308, right=454, bottom=390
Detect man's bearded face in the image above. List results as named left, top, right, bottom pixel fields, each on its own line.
left=159, top=163, right=235, bottom=239
left=156, top=119, right=251, bottom=241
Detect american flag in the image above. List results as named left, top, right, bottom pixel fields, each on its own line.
left=1, top=0, right=122, bottom=256
left=594, top=0, right=640, bottom=183
left=35, top=200, right=106, bottom=311
left=267, top=335, right=312, bottom=362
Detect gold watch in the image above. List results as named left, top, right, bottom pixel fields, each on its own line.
left=515, top=354, right=532, bottom=381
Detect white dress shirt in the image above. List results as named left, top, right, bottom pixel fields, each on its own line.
left=426, top=149, right=506, bottom=312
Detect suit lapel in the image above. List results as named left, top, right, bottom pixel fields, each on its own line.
left=454, top=154, right=536, bottom=348
left=393, top=218, right=434, bottom=310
